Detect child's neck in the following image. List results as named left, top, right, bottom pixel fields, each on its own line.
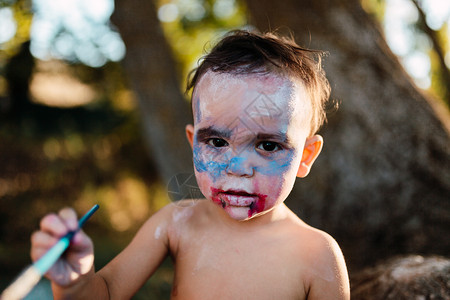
left=208, top=201, right=290, bottom=231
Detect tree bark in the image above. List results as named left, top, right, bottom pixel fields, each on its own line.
left=111, top=0, right=193, bottom=184
left=351, top=255, right=450, bottom=300
left=245, top=0, right=450, bottom=271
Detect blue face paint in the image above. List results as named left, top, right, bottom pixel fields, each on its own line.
left=255, top=150, right=295, bottom=176
left=227, top=156, right=250, bottom=175
left=192, top=119, right=298, bottom=184
left=194, top=141, right=296, bottom=180
left=193, top=143, right=228, bottom=181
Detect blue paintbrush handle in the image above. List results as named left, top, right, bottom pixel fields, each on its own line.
left=33, top=204, right=99, bottom=275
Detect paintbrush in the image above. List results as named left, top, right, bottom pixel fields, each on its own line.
left=0, top=204, right=99, bottom=300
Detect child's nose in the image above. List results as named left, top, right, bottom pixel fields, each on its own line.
left=225, top=156, right=254, bottom=177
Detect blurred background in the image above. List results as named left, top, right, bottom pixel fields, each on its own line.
left=0, top=0, right=449, bottom=298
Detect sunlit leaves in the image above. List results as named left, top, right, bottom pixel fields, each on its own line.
left=156, top=0, right=247, bottom=94
left=361, top=0, right=387, bottom=21
left=30, top=0, right=125, bottom=67
left=0, top=0, right=32, bottom=60
left=365, top=0, right=450, bottom=106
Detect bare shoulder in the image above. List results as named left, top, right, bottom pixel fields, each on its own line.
left=162, top=199, right=210, bottom=228
left=157, top=199, right=210, bottom=241
left=286, top=213, right=350, bottom=300
left=149, top=199, right=207, bottom=224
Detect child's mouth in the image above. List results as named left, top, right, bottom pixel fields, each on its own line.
left=218, top=190, right=258, bottom=207
left=210, top=188, right=267, bottom=218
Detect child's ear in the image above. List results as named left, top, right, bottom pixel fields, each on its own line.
left=185, top=124, right=195, bottom=149
left=297, top=135, right=323, bottom=178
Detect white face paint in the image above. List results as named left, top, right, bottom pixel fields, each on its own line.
left=191, top=71, right=313, bottom=221
left=154, top=226, right=162, bottom=240
left=193, top=71, right=310, bottom=126
left=172, top=206, right=194, bottom=223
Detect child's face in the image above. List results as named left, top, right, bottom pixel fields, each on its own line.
left=186, top=71, right=320, bottom=221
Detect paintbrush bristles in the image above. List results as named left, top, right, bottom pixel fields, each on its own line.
left=1, top=266, right=41, bottom=300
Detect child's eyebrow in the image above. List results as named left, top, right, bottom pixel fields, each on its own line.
left=256, top=132, right=290, bottom=144
left=196, top=126, right=232, bottom=140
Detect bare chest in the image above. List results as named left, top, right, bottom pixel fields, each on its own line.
left=169, top=231, right=307, bottom=300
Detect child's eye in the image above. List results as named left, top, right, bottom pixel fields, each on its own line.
left=207, top=138, right=229, bottom=148
left=257, top=141, right=281, bottom=152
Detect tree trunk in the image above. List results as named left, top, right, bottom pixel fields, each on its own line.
left=111, top=0, right=193, bottom=184
left=245, top=0, right=450, bottom=271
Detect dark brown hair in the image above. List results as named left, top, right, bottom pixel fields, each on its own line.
left=186, top=30, right=332, bottom=135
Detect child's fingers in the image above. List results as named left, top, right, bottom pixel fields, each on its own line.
left=31, top=231, right=59, bottom=248
left=58, top=207, right=78, bottom=232
left=38, top=208, right=92, bottom=254
left=40, top=213, right=69, bottom=237
left=31, top=245, right=53, bottom=262
left=30, top=231, right=59, bottom=261
left=67, top=230, right=94, bottom=275
left=69, top=230, right=93, bottom=252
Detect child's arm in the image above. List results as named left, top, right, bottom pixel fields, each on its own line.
left=95, top=205, right=171, bottom=299
left=305, top=232, right=350, bottom=300
left=31, top=205, right=172, bottom=300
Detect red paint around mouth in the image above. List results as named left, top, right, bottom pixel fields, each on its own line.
left=248, top=194, right=266, bottom=217
left=210, top=187, right=225, bottom=207
left=210, top=187, right=267, bottom=218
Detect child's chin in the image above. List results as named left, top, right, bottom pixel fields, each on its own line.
left=224, top=206, right=251, bottom=221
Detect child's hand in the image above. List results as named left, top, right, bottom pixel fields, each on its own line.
left=30, top=208, right=94, bottom=287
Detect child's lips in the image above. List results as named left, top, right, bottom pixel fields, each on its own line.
left=217, top=190, right=257, bottom=207
left=210, top=187, right=267, bottom=218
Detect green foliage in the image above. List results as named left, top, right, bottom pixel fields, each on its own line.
left=429, top=50, right=448, bottom=102
left=156, top=0, right=247, bottom=94
left=431, top=24, right=450, bottom=104
left=0, top=0, right=32, bottom=57
left=362, top=0, right=450, bottom=108
left=0, top=0, right=33, bottom=104
left=361, top=0, right=387, bottom=21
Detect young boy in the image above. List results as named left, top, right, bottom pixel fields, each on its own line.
left=31, top=30, right=350, bottom=299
